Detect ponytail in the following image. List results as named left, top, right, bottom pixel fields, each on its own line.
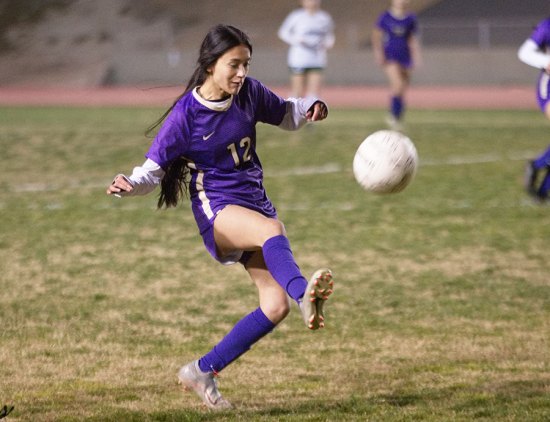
left=157, top=156, right=189, bottom=208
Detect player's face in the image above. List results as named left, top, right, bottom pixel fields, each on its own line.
left=207, top=45, right=251, bottom=99
left=302, top=0, right=321, bottom=10
left=392, top=0, right=410, bottom=9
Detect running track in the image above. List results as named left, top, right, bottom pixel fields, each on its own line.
left=0, top=85, right=537, bottom=109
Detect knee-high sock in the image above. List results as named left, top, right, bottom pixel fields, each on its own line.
left=262, top=234, right=308, bottom=303
left=198, top=307, right=275, bottom=373
left=533, top=145, right=550, bottom=169
left=391, top=95, right=404, bottom=120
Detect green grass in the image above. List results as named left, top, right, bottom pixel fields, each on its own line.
left=1, top=106, right=549, bottom=421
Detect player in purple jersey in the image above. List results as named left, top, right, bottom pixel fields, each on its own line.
left=106, top=25, right=334, bottom=410
left=372, top=0, right=422, bottom=130
left=518, top=17, right=550, bottom=201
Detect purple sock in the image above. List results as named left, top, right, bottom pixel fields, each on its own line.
left=262, top=235, right=307, bottom=303
left=533, top=145, right=550, bottom=169
left=198, top=307, right=275, bottom=373
left=391, top=96, right=404, bottom=120
left=538, top=170, right=550, bottom=197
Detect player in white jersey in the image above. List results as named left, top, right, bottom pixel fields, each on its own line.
left=278, top=0, right=335, bottom=97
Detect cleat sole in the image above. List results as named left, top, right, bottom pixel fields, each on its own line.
left=301, top=269, right=334, bottom=330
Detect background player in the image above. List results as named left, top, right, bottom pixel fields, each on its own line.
left=518, top=17, right=550, bottom=201
left=106, top=24, right=334, bottom=410
left=372, top=0, right=422, bottom=130
left=278, top=0, right=335, bottom=98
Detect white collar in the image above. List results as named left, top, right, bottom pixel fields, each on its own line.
left=192, top=87, right=233, bottom=111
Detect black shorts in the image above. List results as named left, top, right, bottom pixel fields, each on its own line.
left=289, top=67, right=324, bottom=75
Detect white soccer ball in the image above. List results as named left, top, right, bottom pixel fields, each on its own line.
left=353, top=130, right=418, bottom=194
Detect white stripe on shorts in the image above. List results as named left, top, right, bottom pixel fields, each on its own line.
left=195, top=170, right=214, bottom=219
left=539, top=72, right=549, bottom=101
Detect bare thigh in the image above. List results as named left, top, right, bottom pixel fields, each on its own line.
left=213, top=205, right=286, bottom=257
left=384, top=62, right=410, bottom=96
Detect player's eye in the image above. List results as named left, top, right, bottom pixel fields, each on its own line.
left=229, top=62, right=250, bottom=71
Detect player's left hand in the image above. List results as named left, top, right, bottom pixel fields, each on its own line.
left=307, top=101, right=328, bottom=121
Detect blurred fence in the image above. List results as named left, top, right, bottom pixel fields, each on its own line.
left=88, top=15, right=547, bottom=86
left=419, top=18, right=537, bottom=49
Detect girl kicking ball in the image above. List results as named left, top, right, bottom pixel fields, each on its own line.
left=107, top=24, right=334, bottom=410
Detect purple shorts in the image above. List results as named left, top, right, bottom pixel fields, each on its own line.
left=194, top=201, right=277, bottom=266
left=384, top=48, right=412, bottom=68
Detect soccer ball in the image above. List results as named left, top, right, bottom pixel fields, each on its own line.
left=353, top=130, right=418, bottom=194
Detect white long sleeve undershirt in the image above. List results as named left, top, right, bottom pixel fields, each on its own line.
left=114, top=158, right=164, bottom=197
left=518, top=39, right=550, bottom=70
left=278, top=96, right=320, bottom=130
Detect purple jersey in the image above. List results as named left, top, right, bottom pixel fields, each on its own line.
left=529, top=17, right=550, bottom=51
left=376, top=11, right=418, bottom=67
left=145, top=78, right=286, bottom=237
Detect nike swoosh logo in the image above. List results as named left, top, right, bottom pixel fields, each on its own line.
left=203, top=131, right=215, bottom=141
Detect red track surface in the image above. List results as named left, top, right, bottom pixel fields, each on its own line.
left=0, top=85, right=537, bottom=109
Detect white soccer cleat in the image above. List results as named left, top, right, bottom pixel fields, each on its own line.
left=177, top=360, right=232, bottom=410
left=385, top=114, right=404, bottom=132
left=300, top=268, right=334, bottom=330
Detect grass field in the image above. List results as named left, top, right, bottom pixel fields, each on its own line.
left=1, top=106, right=549, bottom=421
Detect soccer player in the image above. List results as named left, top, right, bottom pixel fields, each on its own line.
left=518, top=17, right=550, bottom=201
left=372, top=0, right=422, bottom=130
left=278, top=0, right=335, bottom=98
left=106, top=24, right=334, bottom=410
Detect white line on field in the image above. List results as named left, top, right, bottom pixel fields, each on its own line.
left=420, top=151, right=537, bottom=166
left=265, top=162, right=342, bottom=177
left=8, top=151, right=538, bottom=194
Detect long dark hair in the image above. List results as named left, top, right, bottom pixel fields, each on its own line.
left=149, top=24, right=253, bottom=208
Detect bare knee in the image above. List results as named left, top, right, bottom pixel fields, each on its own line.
left=262, top=296, right=290, bottom=325
left=246, top=248, right=290, bottom=324
left=259, top=282, right=291, bottom=325
left=260, top=219, right=286, bottom=244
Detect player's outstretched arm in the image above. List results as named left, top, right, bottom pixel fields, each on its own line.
left=279, top=97, right=328, bottom=130
left=107, top=174, right=134, bottom=196
left=518, top=39, right=550, bottom=70
left=106, top=159, right=165, bottom=197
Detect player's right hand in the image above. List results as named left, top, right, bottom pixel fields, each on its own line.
left=107, top=174, right=133, bottom=196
